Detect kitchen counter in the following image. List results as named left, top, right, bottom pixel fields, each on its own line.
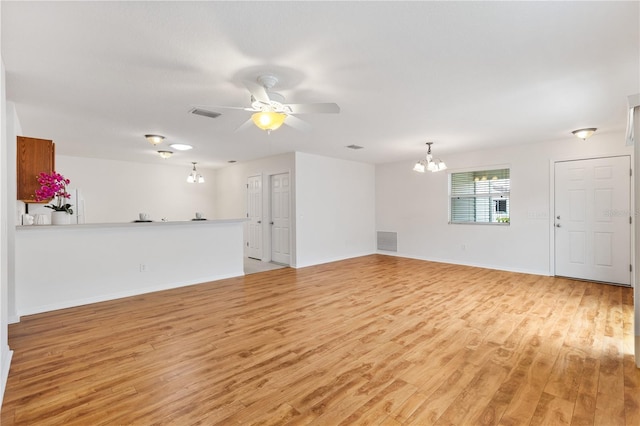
left=16, top=218, right=245, bottom=230
left=14, top=218, right=247, bottom=318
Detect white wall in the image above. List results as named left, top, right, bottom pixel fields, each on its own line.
left=6, top=106, right=21, bottom=326
left=633, top=105, right=640, bottom=366
left=214, top=152, right=295, bottom=262
left=0, top=52, right=12, bottom=408
left=27, top=156, right=217, bottom=224
left=295, top=152, right=376, bottom=268
left=214, top=151, right=376, bottom=268
left=376, top=133, right=632, bottom=275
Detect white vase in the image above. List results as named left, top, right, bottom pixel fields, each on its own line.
left=51, top=211, right=71, bottom=225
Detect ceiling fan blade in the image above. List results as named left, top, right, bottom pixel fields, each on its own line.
left=192, top=104, right=246, bottom=111
left=285, top=114, right=311, bottom=131
left=234, top=118, right=255, bottom=132
left=284, top=103, right=340, bottom=114
left=243, top=80, right=271, bottom=104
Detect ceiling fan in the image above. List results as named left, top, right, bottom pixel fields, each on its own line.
left=195, top=74, right=340, bottom=133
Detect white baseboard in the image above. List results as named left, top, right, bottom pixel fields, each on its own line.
left=376, top=251, right=550, bottom=277
left=293, top=251, right=376, bottom=269
left=0, top=348, right=14, bottom=409
left=16, top=272, right=242, bottom=318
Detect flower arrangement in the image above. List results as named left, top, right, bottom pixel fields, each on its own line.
left=34, top=171, right=74, bottom=214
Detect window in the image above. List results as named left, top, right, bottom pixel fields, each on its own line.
left=450, top=168, right=510, bottom=224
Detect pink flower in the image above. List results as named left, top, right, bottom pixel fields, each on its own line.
left=34, top=171, right=73, bottom=213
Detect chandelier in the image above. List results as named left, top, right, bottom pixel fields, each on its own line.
left=413, top=142, right=447, bottom=173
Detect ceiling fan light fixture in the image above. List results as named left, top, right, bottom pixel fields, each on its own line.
left=145, top=134, right=165, bottom=145
left=157, top=150, right=173, bottom=159
left=251, top=111, right=286, bottom=132
left=571, top=128, right=597, bottom=140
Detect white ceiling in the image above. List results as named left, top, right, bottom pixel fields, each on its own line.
left=2, top=1, right=639, bottom=169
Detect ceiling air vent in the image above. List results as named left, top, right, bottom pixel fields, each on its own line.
left=189, top=108, right=222, bottom=119
left=346, top=144, right=364, bottom=150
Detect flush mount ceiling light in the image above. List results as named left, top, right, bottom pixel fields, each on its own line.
left=571, top=128, right=597, bottom=140
left=145, top=134, right=165, bottom=145
left=413, top=142, right=447, bottom=173
left=157, top=150, right=173, bottom=159
left=186, top=162, right=204, bottom=184
left=169, top=143, right=193, bottom=151
left=251, top=111, right=287, bottom=133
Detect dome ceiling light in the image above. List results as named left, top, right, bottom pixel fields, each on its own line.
left=571, top=128, right=597, bottom=140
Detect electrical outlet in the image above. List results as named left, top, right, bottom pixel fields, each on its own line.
left=140, top=263, right=147, bottom=272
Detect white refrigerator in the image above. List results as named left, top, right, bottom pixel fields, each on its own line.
left=67, top=188, right=86, bottom=224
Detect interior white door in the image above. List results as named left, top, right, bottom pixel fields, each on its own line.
left=270, top=173, right=291, bottom=265
left=247, top=175, right=262, bottom=260
left=554, top=156, right=631, bottom=285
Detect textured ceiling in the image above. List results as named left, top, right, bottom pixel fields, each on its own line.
left=2, top=1, right=639, bottom=169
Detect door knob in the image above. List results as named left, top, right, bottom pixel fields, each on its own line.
left=557, top=215, right=560, bottom=219
left=556, top=223, right=561, bottom=227
left=257, top=220, right=261, bottom=224
left=270, top=221, right=274, bottom=225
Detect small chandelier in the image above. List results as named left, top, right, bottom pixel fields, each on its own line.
left=251, top=111, right=287, bottom=133
left=187, top=162, right=204, bottom=184
left=157, top=150, right=173, bottom=159
left=571, top=128, right=597, bottom=140
left=413, top=142, right=447, bottom=173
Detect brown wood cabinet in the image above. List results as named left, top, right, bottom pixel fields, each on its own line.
left=17, top=136, right=55, bottom=203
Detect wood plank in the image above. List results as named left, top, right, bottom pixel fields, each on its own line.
left=530, top=391, right=573, bottom=426
left=498, top=349, right=556, bottom=426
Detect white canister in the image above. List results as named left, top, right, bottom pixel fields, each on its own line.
left=33, top=214, right=48, bottom=225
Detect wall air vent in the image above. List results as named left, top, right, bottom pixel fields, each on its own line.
left=189, top=108, right=222, bottom=119
left=377, top=231, right=398, bottom=252
left=346, top=144, right=364, bottom=150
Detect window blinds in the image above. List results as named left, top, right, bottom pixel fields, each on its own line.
left=450, top=168, right=510, bottom=224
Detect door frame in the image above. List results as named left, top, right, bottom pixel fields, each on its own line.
left=549, top=154, right=633, bottom=284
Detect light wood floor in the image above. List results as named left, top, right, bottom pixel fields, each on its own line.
left=2, top=254, right=638, bottom=425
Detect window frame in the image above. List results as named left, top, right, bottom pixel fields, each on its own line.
left=448, top=166, right=511, bottom=225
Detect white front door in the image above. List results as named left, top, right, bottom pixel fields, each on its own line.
left=554, top=156, right=631, bottom=285
left=271, top=173, right=291, bottom=265
left=247, top=175, right=262, bottom=260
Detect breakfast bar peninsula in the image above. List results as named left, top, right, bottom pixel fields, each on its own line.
left=15, top=219, right=245, bottom=318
